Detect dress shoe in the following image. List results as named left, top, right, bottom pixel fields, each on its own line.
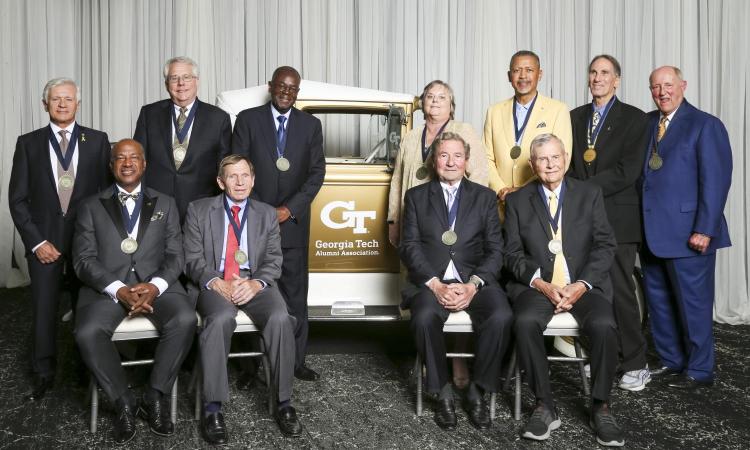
left=650, top=366, right=681, bottom=378
left=463, top=396, right=491, bottom=430
left=294, top=365, right=320, bottom=382
left=666, top=374, right=714, bottom=390
left=434, top=398, right=457, bottom=430
left=113, top=403, right=137, bottom=445
left=24, top=375, right=54, bottom=401
left=201, top=411, right=228, bottom=445
left=274, top=405, right=302, bottom=437
left=138, top=396, right=173, bottom=436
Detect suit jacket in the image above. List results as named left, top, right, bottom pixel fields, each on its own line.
left=483, top=94, right=573, bottom=193
left=183, top=194, right=282, bottom=290
left=134, top=98, right=232, bottom=220
left=399, top=179, right=504, bottom=304
left=503, top=177, right=616, bottom=301
left=72, top=186, right=185, bottom=301
left=387, top=120, right=489, bottom=223
left=231, top=102, right=325, bottom=248
left=9, top=124, right=111, bottom=255
left=569, top=98, right=649, bottom=244
left=640, top=100, right=732, bottom=258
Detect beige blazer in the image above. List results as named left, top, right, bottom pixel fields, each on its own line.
left=387, top=120, right=489, bottom=223
left=483, top=93, right=572, bottom=193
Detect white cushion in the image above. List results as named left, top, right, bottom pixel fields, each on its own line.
left=546, top=312, right=579, bottom=330
left=235, top=309, right=260, bottom=332
left=443, top=310, right=473, bottom=333
left=114, top=315, right=157, bottom=334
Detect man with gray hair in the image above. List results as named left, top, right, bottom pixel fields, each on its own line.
left=503, top=133, right=623, bottom=446
left=9, top=77, right=111, bottom=401
left=134, top=56, right=231, bottom=221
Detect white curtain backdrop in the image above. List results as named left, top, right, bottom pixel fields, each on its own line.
left=1, top=0, right=747, bottom=323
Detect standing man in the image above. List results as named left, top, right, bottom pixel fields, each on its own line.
left=400, top=133, right=513, bottom=431
left=640, top=66, right=732, bottom=389
left=504, top=134, right=621, bottom=446
left=232, top=66, right=326, bottom=381
left=9, top=78, right=111, bottom=401
left=483, top=50, right=572, bottom=209
left=569, top=55, right=651, bottom=391
left=184, top=155, right=301, bottom=443
left=73, top=139, right=196, bottom=444
left=134, top=56, right=232, bottom=221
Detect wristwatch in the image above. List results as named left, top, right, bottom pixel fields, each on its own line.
left=469, top=275, right=483, bottom=291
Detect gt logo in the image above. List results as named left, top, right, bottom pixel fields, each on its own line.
left=320, top=201, right=376, bottom=234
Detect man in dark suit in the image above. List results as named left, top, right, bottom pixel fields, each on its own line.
left=400, top=132, right=513, bottom=431
left=9, top=77, right=110, bottom=401
left=134, top=56, right=231, bottom=221
left=72, top=139, right=196, bottom=444
left=504, top=134, right=622, bottom=446
left=640, top=66, right=732, bottom=390
left=231, top=66, right=326, bottom=381
left=184, top=154, right=301, bottom=443
left=569, top=54, right=651, bottom=391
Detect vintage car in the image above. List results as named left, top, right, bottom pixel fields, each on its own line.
left=217, top=81, right=418, bottom=321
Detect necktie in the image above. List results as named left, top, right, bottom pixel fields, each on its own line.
left=657, top=116, right=667, bottom=142
left=118, top=192, right=140, bottom=206
left=57, top=130, right=74, bottom=214
left=549, top=193, right=566, bottom=287
left=592, top=110, right=601, bottom=130
left=177, top=107, right=187, bottom=133
left=276, top=116, right=287, bottom=154
left=224, top=205, right=241, bottom=281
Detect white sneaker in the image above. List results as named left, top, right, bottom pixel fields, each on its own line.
left=618, top=367, right=651, bottom=391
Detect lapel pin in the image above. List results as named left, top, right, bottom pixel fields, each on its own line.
left=81, top=133, right=86, bottom=142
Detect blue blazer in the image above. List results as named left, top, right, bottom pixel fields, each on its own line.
left=640, top=100, right=732, bottom=258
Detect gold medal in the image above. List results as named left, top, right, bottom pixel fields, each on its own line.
left=415, top=166, right=429, bottom=180
left=441, top=230, right=458, bottom=246
left=648, top=153, right=663, bottom=170
left=583, top=147, right=597, bottom=163
left=120, top=237, right=138, bottom=254
left=510, top=145, right=522, bottom=160
left=58, top=173, right=74, bottom=190
left=276, top=157, right=290, bottom=171
left=173, top=146, right=186, bottom=163
left=547, top=239, right=563, bottom=255
left=234, top=250, right=248, bottom=265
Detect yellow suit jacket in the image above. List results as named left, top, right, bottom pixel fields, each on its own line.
left=483, top=93, right=572, bottom=193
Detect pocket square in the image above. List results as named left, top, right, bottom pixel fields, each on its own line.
left=150, top=211, right=165, bottom=221
left=536, top=122, right=547, bottom=128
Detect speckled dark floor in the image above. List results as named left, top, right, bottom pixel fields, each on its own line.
left=0, top=286, right=748, bottom=449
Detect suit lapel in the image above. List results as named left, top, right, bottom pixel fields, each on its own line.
left=209, top=197, right=226, bottom=270
left=658, top=101, right=692, bottom=150
left=70, top=125, right=92, bottom=203
left=245, top=200, right=260, bottom=270
left=39, top=127, right=59, bottom=195
left=161, top=101, right=175, bottom=166
left=180, top=99, right=202, bottom=168
left=261, top=102, right=279, bottom=161
left=136, top=191, right=156, bottom=243
left=502, top=101, right=516, bottom=149
left=454, top=180, right=473, bottom=231
left=100, top=188, right=128, bottom=239
left=530, top=188, right=553, bottom=241
left=429, top=181, right=449, bottom=229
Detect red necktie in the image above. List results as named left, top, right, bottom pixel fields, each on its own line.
left=223, top=205, right=241, bottom=280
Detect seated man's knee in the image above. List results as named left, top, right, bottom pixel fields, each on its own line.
left=74, top=320, right=111, bottom=350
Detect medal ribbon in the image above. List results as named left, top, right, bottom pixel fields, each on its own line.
left=116, top=189, right=144, bottom=236
left=512, top=94, right=538, bottom=145
left=171, top=103, right=198, bottom=145
left=223, top=196, right=250, bottom=249
left=586, top=95, right=616, bottom=147
left=536, top=181, right=566, bottom=235
left=420, top=120, right=450, bottom=162
left=48, top=124, right=80, bottom=171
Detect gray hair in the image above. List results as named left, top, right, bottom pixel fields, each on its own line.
left=529, top=133, right=565, bottom=159
left=163, top=56, right=200, bottom=81
left=42, top=78, right=80, bottom=103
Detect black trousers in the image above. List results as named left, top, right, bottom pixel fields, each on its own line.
left=513, top=288, right=618, bottom=406
left=408, top=284, right=513, bottom=394
left=611, top=243, right=647, bottom=371
left=278, top=246, right=309, bottom=369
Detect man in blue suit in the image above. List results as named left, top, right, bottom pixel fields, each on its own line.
left=640, top=66, right=732, bottom=390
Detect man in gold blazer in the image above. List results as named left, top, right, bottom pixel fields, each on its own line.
left=483, top=50, right=572, bottom=207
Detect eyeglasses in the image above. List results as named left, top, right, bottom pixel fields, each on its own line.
left=424, top=94, right=449, bottom=103
left=167, top=74, right=197, bottom=84
left=273, top=83, right=300, bottom=94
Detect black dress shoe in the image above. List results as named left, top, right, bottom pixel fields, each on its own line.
left=464, top=397, right=491, bottom=430
left=651, top=366, right=681, bottom=378
left=201, top=411, right=228, bottom=445
left=294, top=365, right=320, bottom=382
left=24, top=375, right=54, bottom=401
left=113, top=403, right=137, bottom=445
left=667, top=374, right=714, bottom=390
left=138, top=397, right=173, bottom=436
left=274, top=405, right=302, bottom=437
left=434, top=398, right=457, bottom=430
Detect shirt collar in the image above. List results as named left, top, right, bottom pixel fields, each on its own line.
left=271, top=105, right=291, bottom=123
left=663, top=104, right=680, bottom=123
left=49, top=122, right=76, bottom=135
left=116, top=183, right=142, bottom=196
left=541, top=183, right=562, bottom=199
left=224, top=195, right=248, bottom=211
left=592, top=95, right=615, bottom=114
left=173, top=100, right=196, bottom=114
left=439, top=179, right=462, bottom=193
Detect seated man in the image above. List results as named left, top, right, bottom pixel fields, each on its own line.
left=400, top=132, right=513, bottom=431
left=73, top=139, right=196, bottom=444
left=183, top=154, right=300, bottom=444
left=503, top=133, right=622, bottom=446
